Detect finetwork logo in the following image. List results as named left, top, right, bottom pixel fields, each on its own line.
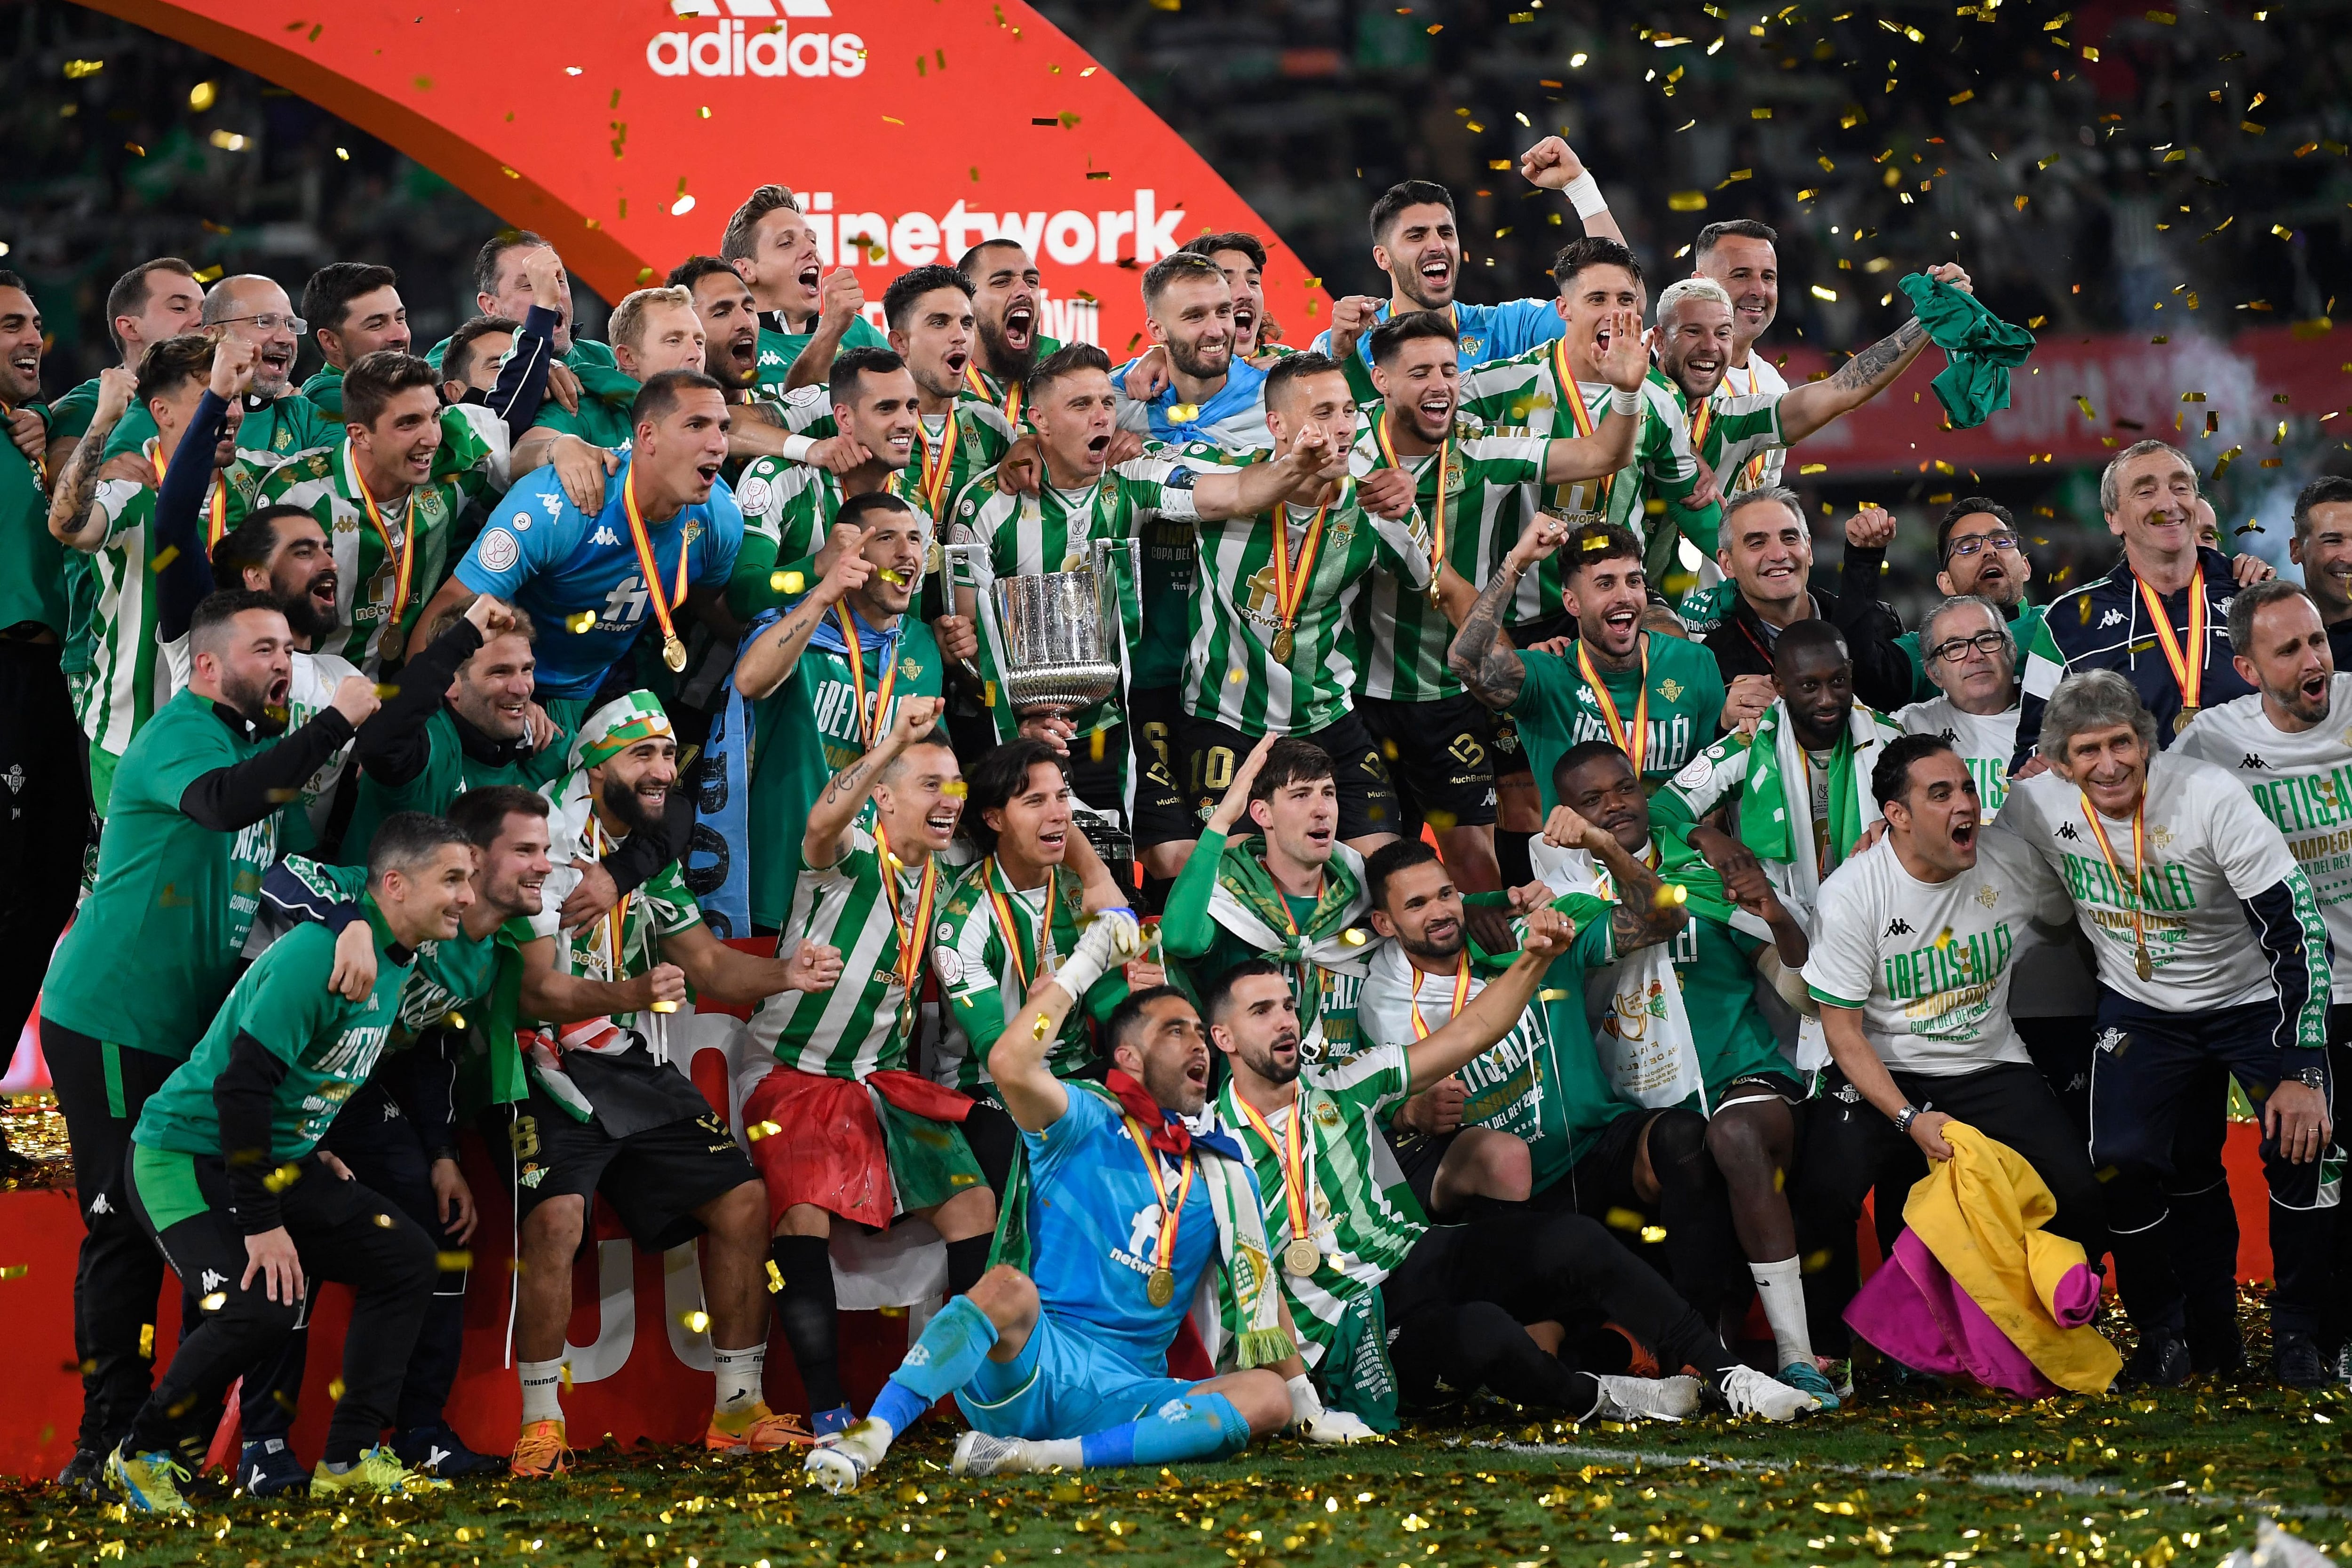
left=652, top=0, right=866, bottom=78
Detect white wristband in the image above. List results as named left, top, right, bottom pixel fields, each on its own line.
left=781, top=433, right=817, bottom=464
left=1563, top=170, right=1608, bottom=219
left=1052, top=950, right=1107, bottom=1004
left=1608, top=385, right=1641, bottom=416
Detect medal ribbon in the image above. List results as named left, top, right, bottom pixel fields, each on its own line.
left=622, top=464, right=692, bottom=652
left=1120, top=1114, right=1197, bottom=1286
left=834, top=604, right=900, bottom=748
left=590, top=817, right=636, bottom=983
left=1576, top=633, right=1650, bottom=777
left=983, top=858, right=1056, bottom=1000
left=1233, top=1093, right=1317, bottom=1252
left=917, top=410, right=960, bottom=517
left=1407, top=948, right=1472, bottom=1041
left=150, top=436, right=230, bottom=548
left=1685, top=393, right=1715, bottom=457
left=1373, top=413, right=1450, bottom=587
left=2076, top=792, right=2150, bottom=964
left=965, top=362, right=1022, bottom=425
left=346, top=441, right=415, bottom=615
left=872, top=823, right=939, bottom=993
left=1266, top=494, right=1330, bottom=653
left=1551, top=340, right=1613, bottom=514
left=1727, top=365, right=1772, bottom=490
left=2134, top=564, right=2207, bottom=716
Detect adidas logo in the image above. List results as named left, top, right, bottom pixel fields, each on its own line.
left=590, top=525, right=623, bottom=547
left=2241, top=753, right=2271, bottom=770
left=1885, top=917, right=1914, bottom=937
left=2098, top=608, right=2125, bottom=628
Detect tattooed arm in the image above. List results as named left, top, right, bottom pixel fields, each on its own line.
left=1448, top=513, right=1566, bottom=710
left=1541, top=804, right=1686, bottom=950
left=802, top=694, right=945, bottom=871
left=48, top=366, right=137, bottom=548
left=1772, top=261, right=1973, bottom=444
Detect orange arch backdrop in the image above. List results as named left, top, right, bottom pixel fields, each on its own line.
left=75, top=0, right=1329, bottom=355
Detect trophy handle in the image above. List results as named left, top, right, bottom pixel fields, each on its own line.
left=939, top=540, right=992, bottom=687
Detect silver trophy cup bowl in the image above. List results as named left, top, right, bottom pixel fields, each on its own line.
left=948, top=538, right=1136, bottom=716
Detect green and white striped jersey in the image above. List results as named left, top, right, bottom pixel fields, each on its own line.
left=931, top=857, right=1125, bottom=1092
left=530, top=768, right=704, bottom=1034
left=1215, top=1043, right=1422, bottom=1364
left=77, top=474, right=172, bottom=761
left=1455, top=355, right=1711, bottom=619
left=254, top=411, right=504, bottom=674
left=101, top=390, right=338, bottom=515
left=726, top=462, right=938, bottom=620
left=1184, top=476, right=1430, bottom=734
left=947, top=455, right=1193, bottom=740
left=1347, top=409, right=1545, bottom=703
left=1686, top=388, right=1789, bottom=514
left=749, top=827, right=936, bottom=1080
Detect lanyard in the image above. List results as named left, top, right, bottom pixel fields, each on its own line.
left=982, top=858, right=1057, bottom=999
left=1576, top=633, right=1650, bottom=777
left=1551, top=342, right=1613, bottom=516
left=834, top=604, right=899, bottom=748
left=1233, top=1092, right=1319, bottom=1250
left=917, top=411, right=960, bottom=518
left=1119, top=1114, right=1197, bottom=1292
left=1685, top=392, right=1714, bottom=456
left=1407, top=948, right=1473, bottom=1040
left=1265, top=491, right=1332, bottom=662
left=965, top=361, right=1022, bottom=425
left=589, top=817, right=635, bottom=981
left=1724, top=364, right=1772, bottom=491
left=872, top=824, right=938, bottom=993
left=1373, top=413, right=1449, bottom=598
left=2077, top=791, right=2156, bottom=981
left=346, top=442, right=416, bottom=617
left=2134, top=564, right=2207, bottom=727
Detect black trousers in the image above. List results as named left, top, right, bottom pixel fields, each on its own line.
left=124, top=1149, right=437, bottom=1465
left=2090, top=991, right=2339, bottom=1342
left=45, top=1023, right=186, bottom=1455
left=242, top=1073, right=469, bottom=1440
left=1793, top=1060, right=2110, bottom=1356
left=0, top=641, right=89, bottom=1044
left=1382, top=1211, right=1729, bottom=1409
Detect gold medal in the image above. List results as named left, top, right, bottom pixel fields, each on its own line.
left=1284, top=1238, right=1322, bottom=1277
left=1263, top=494, right=1327, bottom=674
left=2174, top=703, right=2199, bottom=735
left=2135, top=943, right=2154, bottom=982
left=2137, top=568, right=2208, bottom=730
left=1272, top=626, right=1295, bottom=662
left=662, top=633, right=688, bottom=673
left=1121, top=1114, right=1196, bottom=1314
left=1145, top=1267, right=1176, bottom=1306
left=622, top=465, right=694, bottom=676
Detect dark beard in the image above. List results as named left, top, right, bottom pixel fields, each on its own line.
left=976, top=317, right=1036, bottom=381
left=1399, top=924, right=1465, bottom=964
left=221, top=669, right=281, bottom=724
left=1167, top=338, right=1229, bottom=382
left=599, top=775, right=663, bottom=838
left=1242, top=1037, right=1302, bottom=1087
left=278, top=578, right=340, bottom=642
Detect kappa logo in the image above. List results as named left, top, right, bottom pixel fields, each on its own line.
left=2241, top=753, right=2272, bottom=770
left=2057, top=822, right=2082, bottom=842
left=200, top=1268, right=227, bottom=1294
left=86, top=1193, right=112, bottom=1217
left=1884, top=917, right=1914, bottom=937
left=590, top=525, right=623, bottom=548
left=2098, top=608, right=2125, bottom=629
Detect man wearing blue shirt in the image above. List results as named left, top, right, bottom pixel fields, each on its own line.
left=1111, top=252, right=1270, bottom=452
left=413, top=369, right=743, bottom=721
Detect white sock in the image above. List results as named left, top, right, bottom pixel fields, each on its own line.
left=519, top=1358, right=566, bottom=1425
left=712, top=1343, right=767, bottom=1414
left=1749, top=1257, right=1815, bottom=1370
left=1025, top=1437, right=1082, bottom=1470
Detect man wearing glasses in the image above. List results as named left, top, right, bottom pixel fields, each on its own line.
left=1893, top=500, right=2044, bottom=705
left=1898, top=595, right=2024, bottom=817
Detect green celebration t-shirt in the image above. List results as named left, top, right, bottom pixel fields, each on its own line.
left=301, top=365, right=346, bottom=418
left=341, top=707, right=573, bottom=865
left=933, top=858, right=1128, bottom=1091
left=1510, top=634, right=1726, bottom=810
left=46, top=688, right=286, bottom=1059
left=270, top=857, right=504, bottom=1045
left=0, top=429, right=65, bottom=636
left=134, top=917, right=413, bottom=1159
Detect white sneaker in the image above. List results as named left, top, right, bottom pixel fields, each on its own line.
left=1589, top=1373, right=1705, bottom=1423
left=950, top=1430, right=1042, bottom=1478
left=803, top=1417, right=893, bottom=1494
left=1717, top=1364, right=1822, bottom=1422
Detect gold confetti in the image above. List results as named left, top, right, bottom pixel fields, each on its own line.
left=940, top=779, right=968, bottom=797
left=1655, top=884, right=1688, bottom=909
left=680, top=1309, right=710, bottom=1334
left=373, top=1211, right=394, bottom=1228
left=140, top=1323, right=155, bottom=1359
left=1603, top=1206, right=1645, bottom=1232
left=199, top=1292, right=227, bottom=1312
left=1538, top=988, right=1571, bottom=1002
left=1340, top=927, right=1369, bottom=946
left=1032, top=1014, right=1052, bottom=1040
left=328, top=1378, right=346, bottom=1400
left=262, top=1162, right=302, bottom=1193
left=566, top=611, right=596, bottom=634
left=766, top=1259, right=785, bottom=1293
left=1089, top=730, right=1108, bottom=763
left=876, top=567, right=910, bottom=587
left=770, top=570, right=805, bottom=595
left=149, top=545, right=180, bottom=573
left=650, top=999, right=680, bottom=1013
left=1639, top=1225, right=1669, bottom=1243
left=446, top=1011, right=466, bottom=1030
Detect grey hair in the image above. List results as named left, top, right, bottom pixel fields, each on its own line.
left=1923, top=594, right=2014, bottom=665
left=2038, top=669, right=2157, bottom=760
left=2098, top=438, right=2195, bottom=517
left=2225, top=577, right=2317, bottom=656
left=1722, top=483, right=1804, bottom=531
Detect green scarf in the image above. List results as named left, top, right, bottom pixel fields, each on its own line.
left=1212, top=833, right=1370, bottom=957
left=454, top=922, right=534, bottom=1120
left=1739, top=700, right=1884, bottom=875
left=572, top=362, right=644, bottom=413
left=1897, top=271, right=2036, bottom=430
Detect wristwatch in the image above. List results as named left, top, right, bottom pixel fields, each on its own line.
left=2294, top=1067, right=2328, bottom=1093
left=1894, top=1105, right=1922, bottom=1133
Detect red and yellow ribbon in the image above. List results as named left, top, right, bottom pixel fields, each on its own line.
left=917, top=409, right=961, bottom=518
left=1119, top=1113, right=1197, bottom=1286
left=1265, top=495, right=1329, bottom=658
left=2077, top=791, right=2153, bottom=973
left=872, top=823, right=939, bottom=994
left=982, top=858, right=1055, bottom=1000
left=1407, top=949, right=1472, bottom=1041
left=1551, top=340, right=1613, bottom=515
left=834, top=603, right=899, bottom=748
left=2135, top=564, right=2207, bottom=719
left=1233, top=1094, right=1316, bottom=1253
left=622, top=462, right=691, bottom=653
left=1576, top=632, right=1651, bottom=778
left=1374, top=411, right=1450, bottom=589
left=346, top=441, right=417, bottom=617
left=149, top=435, right=230, bottom=548
left=965, top=362, right=1022, bottom=426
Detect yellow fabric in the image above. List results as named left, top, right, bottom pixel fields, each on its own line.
left=1899, top=1121, right=2121, bottom=1395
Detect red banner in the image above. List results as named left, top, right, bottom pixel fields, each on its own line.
left=79, top=0, right=1323, bottom=358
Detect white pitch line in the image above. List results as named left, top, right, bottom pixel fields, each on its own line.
left=1462, top=1440, right=2352, bottom=1521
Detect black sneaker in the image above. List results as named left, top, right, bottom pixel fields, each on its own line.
left=2275, top=1334, right=2328, bottom=1390
left=394, top=1423, right=508, bottom=1479
left=239, top=1438, right=310, bottom=1499
left=2125, top=1335, right=2193, bottom=1389
left=56, top=1449, right=103, bottom=1495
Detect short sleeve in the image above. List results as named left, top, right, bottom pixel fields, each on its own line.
left=1803, top=864, right=1878, bottom=1010
left=1026, top=1080, right=1114, bottom=1174
left=1508, top=646, right=1573, bottom=723
left=148, top=710, right=242, bottom=806
left=2204, top=767, right=2301, bottom=899
left=458, top=477, right=572, bottom=597
left=695, top=492, right=745, bottom=587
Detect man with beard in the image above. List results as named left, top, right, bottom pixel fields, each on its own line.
left=1691, top=221, right=1788, bottom=495
left=1110, top=252, right=1267, bottom=451
left=733, top=492, right=943, bottom=933
left=1451, top=519, right=1739, bottom=814
left=720, top=184, right=888, bottom=395
left=1795, top=734, right=2108, bottom=1380
left=42, top=589, right=380, bottom=1488
left=1218, top=929, right=1821, bottom=1428
left=259, top=351, right=508, bottom=676
left=667, top=255, right=765, bottom=401
left=952, top=343, right=1325, bottom=871
left=1185, top=232, right=1295, bottom=367
left=959, top=239, right=1059, bottom=421
left=230, top=782, right=552, bottom=1489
left=1177, top=353, right=1426, bottom=849
left=1892, top=500, right=2048, bottom=702
left=104, top=812, right=478, bottom=1514
left=299, top=263, right=412, bottom=419
left=506, top=693, right=843, bottom=1473
left=1698, top=489, right=1915, bottom=717
left=742, top=698, right=999, bottom=1439
left=2289, top=478, right=2352, bottom=669
left=49, top=334, right=256, bottom=811
left=809, top=942, right=1373, bottom=1492
left=2014, top=442, right=2259, bottom=764
left=2001, top=670, right=2334, bottom=1387
left=416, top=370, right=744, bottom=721
left=1356, top=310, right=1648, bottom=891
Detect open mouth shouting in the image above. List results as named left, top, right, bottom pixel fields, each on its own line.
left=254, top=342, right=295, bottom=388
left=3, top=342, right=37, bottom=396
left=1597, top=599, right=1641, bottom=653
left=1084, top=432, right=1112, bottom=462
left=943, top=344, right=970, bottom=383
left=725, top=325, right=756, bottom=380
left=1406, top=249, right=1455, bottom=308
left=1001, top=298, right=1035, bottom=355
left=691, top=455, right=723, bottom=495
left=1948, top=811, right=1979, bottom=854
left=922, top=796, right=963, bottom=849
left=1415, top=385, right=1455, bottom=439
left=306, top=566, right=340, bottom=621
left=796, top=262, right=822, bottom=304
left=1231, top=298, right=1257, bottom=344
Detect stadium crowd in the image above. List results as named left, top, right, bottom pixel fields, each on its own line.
left=5, top=115, right=2352, bottom=1517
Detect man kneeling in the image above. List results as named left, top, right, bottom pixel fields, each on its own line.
left=807, top=921, right=1374, bottom=1491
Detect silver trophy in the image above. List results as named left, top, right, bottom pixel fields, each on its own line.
left=945, top=537, right=1138, bottom=719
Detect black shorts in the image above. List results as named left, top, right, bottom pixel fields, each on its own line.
left=1125, top=686, right=1198, bottom=851
left=1357, top=694, right=1500, bottom=829
left=1383, top=1124, right=1459, bottom=1217
left=1562, top=1107, right=1660, bottom=1218
left=1716, top=1070, right=1807, bottom=1109
left=1178, top=708, right=1402, bottom=843
left=500, top=1084, right=756, bottom=1253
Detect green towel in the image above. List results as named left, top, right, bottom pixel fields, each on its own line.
left=1897, top=272, right=2036, bottom=429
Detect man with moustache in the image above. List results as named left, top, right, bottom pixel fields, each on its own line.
left=1893, top=500, right=2049, bottom=702
left=2288, top=477, right=2352, bottom=669
left=720, top=185, right=887, bottom=394
left=299, top=263, right=412, bottom=418
left=1691, top=221, right=1788, bottom=494
left=668, top=255, right=767, bottom=401
left=959, top=239, right=1059, bottom=421
left=1354, top=310, right=1649, bottom=891
left=1699, top=489, right=1916, bottom=717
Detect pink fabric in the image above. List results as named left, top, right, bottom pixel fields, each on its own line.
left=1843, top=1231, right=2064, bottom=1399
left=2046, top=1259, right=2102, bottom=1328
